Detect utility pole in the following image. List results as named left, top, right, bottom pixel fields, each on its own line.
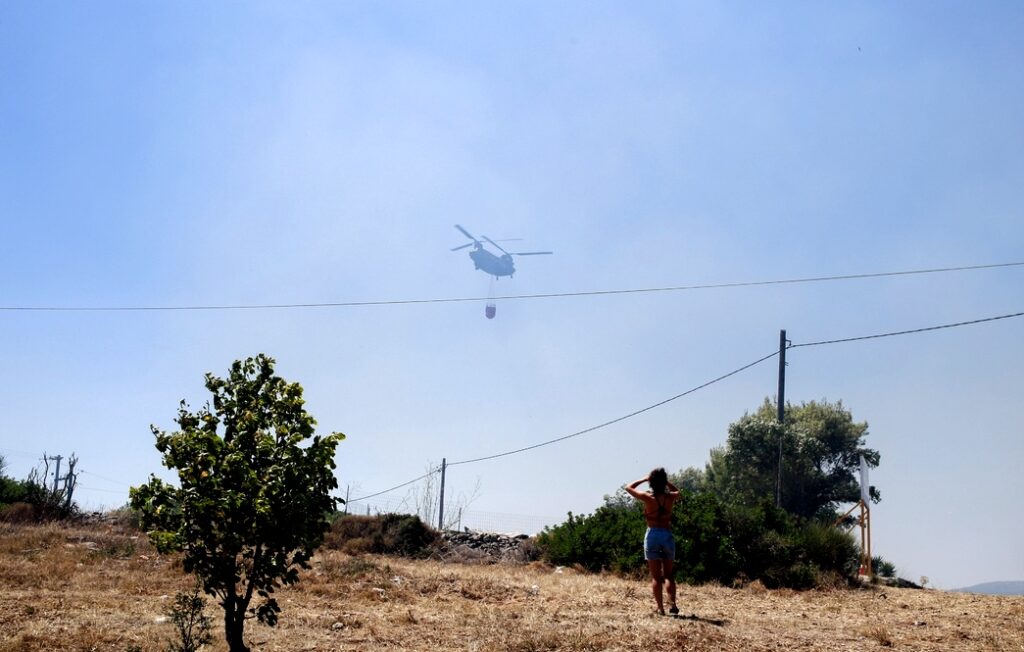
left=48, top=455, right=63, bottom=494
left=344, top=485, right=350, bottom=515
left=776, top=330, right=787, bottom=507
left=438, top=458, right=447, bottom=531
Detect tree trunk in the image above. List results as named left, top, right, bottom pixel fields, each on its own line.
left=223, top=595, right=250, bottom=652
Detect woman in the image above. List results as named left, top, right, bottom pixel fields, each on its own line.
left=624, top=468, right=680, bottom=615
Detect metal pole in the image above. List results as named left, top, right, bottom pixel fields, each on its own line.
left=776, top=330, right=787, bottom=507
left=438, top=458, right=446, bottom=531
left=344, top=485, right=350, bottom=514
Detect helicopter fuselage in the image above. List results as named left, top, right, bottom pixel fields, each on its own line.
left=469, top=247, right=515, bottom=278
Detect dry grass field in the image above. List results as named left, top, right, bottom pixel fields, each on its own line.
left=1, top=521, right=1021, bottom=652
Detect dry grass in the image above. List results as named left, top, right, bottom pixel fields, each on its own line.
left=1, top=521, right=1022, bottom=651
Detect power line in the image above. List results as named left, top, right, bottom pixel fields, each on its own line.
left=346, top=468, right=440, bottom=504
left=448, top=349, right=781, bottom=467
left=2, top=261, right=1020, bottom=312
left=0, top=447, right=39, bottom=459
left=78, top=485, right=129, bottom=495
left=345, top=348, right=778, bottom=499
left=80, top=470, right=131, bottom=486
left=348, top=307, right=1023, bottom=499
left=791, top=310, right=1024, bottom=349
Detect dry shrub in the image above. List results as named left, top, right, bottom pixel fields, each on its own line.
left=326, top=514, right=439, bottom=557
left=814, top=570, right=850, bottom=591
left=341, top=536, right=374, bottom=555
left=0, top=502, right=37, bottom=524
left=319, top=553, right=390, bottom=582
left=439, top=544, right=491, bottom=565
left=102, top=505, right=143, bottom=530
left=457, top=575, right=515, bottom=602
left=864, top=625, right=894, bottom=646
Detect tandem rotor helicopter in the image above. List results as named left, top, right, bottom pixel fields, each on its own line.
left=450, top=224, right=552, bottom=318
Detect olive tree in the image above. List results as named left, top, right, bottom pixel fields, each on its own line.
left=708, top=398, right=880, bottom=519
left=130, top=355, right=344, bottom=652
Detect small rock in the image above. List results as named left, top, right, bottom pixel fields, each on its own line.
left=154, top=616, right=168, bottom=624
left=331, top=622, right=344, bottom=630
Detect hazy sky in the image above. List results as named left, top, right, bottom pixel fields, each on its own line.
left=2, top=3, right=1021, bottom=589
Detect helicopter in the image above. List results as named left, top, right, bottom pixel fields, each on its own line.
left=450, top=224, right=552, bottom=280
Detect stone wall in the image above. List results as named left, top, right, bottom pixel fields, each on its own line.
left=440, top=531, right=537, bottom=563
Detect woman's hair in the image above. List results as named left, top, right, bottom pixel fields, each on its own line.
left=648, top=467, right=668, bottom=496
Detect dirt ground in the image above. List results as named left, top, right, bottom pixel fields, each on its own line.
left=1, top=521, right=1021, bottom=651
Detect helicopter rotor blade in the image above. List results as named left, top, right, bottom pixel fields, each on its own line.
left=512, top=251, right=553, bottom=256
left=482, top=235, right=511, bottom=256
left=450, top=242, right=475, bottom=252
left=454, top=224, right=477, bottom=242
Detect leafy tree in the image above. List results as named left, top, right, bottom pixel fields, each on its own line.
left=671, top=466, right=707, bottom=494
left=130, top=355, right=344, bottom=652
left=710, top=399, right=880, bottom=519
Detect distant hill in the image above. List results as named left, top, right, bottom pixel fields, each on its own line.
left=952, top=581, right=1024, bottom=596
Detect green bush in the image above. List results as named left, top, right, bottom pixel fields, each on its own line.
left=537, top=505, right=645, bottom=574
left=0, top=478, right=77, bottom=522
left=872, top=556, right=897, bottom=578
left=0, top=476, right=29, bottom=506
left=675, top=492, right=742, bottom=584
left=536, top=492, right=861, bottom=589
left=326, top=514, right=439, bottom=557
left=798, top=522, right=860, bottom=578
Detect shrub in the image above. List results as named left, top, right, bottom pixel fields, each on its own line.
left=536, top=491, right=862, bottom=589
left=166, top=584, right=212, bottom=652
left=0, top=476, right=29, bottom=506
left=0, top=477, right=78, bottom=522
left=0, top=502, right=37, bottom=523
left=872, top=556, right=897, bottom=578
left=326, top=514, right=440, bottom=557
left=105, top=505, right=144, bottom=531
left=536, top=505, right=645, bottom=574
left=798, top=522, right=859, bottom=578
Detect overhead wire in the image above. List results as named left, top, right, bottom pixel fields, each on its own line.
left=789, top=310, right=1024, bottom=349
left=448, top=349, right=781, bottom=466
left=80, top=470, right=132, bottom=486
left=78, top=485, right=129, bottom=494
left=348, top=308, right=1023, bottom=499
left=0, top=447, right=40, bottom=459
left=346, top=468, right=442, bottom=503
left=2, top=261, right=1021, bottom=312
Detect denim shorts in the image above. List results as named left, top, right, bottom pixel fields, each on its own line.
left=644, top=527, right=676, bottom=561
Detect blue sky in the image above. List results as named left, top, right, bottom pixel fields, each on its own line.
left=1, top=2, right=1022, bottom=589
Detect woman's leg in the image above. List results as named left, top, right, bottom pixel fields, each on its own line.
left=663, top=559, right=678, bottom=613
left=647, top=560, right=665, bottom=614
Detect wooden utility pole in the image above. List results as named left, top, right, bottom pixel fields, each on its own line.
left=776, top=330, right=787, bottom=507
left=48, top=455, right=63, bottom=494
left=438, top=458, right=447, bottom=531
